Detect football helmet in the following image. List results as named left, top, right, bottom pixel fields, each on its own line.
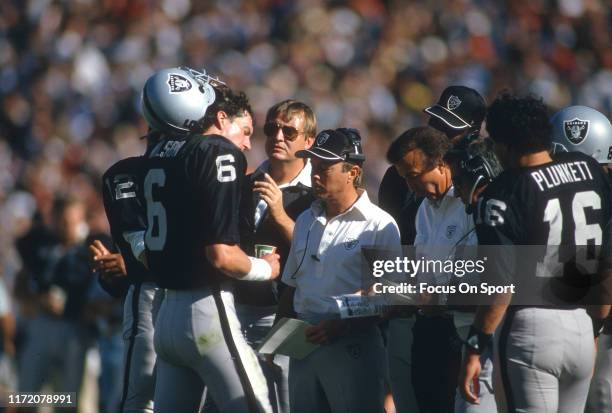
left=141, top=67, right=225, bottom=134
left=551, top=105, right=612, bottom=164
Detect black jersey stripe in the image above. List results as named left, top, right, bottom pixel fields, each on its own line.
left=212, top=285, right=261, bottom=413
left=119, top=283, right=142, bottom=413
left=499, top=309, right=517, bottom=413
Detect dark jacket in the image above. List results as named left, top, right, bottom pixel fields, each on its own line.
left=234, top=168, right=314, bottom=306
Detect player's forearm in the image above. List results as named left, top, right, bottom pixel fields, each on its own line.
left=472, top=292, right=512, bottom=334
left=206, top=243, right=276, bottom=281
left=271, top=212, right=295, bottom=243
left=206, top=244, right=252, bottom=278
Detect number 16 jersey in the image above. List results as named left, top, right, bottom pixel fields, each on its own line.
left=143, top=133, right=246, bottom=289
left=475, top=151, right=612, bottom=303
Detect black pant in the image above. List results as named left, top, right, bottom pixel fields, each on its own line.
left=411, top=314, right=462, bottom=413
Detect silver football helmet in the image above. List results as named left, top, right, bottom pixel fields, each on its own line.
left=551, top=105, right=612, bottom=164
left=141, top=67, right=226, bottom=134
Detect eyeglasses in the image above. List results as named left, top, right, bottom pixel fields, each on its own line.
left=263, top=122, right=304, bottom=141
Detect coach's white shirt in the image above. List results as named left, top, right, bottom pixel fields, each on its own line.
left=414, top=186, right=476, bottom=287
left=282, top=191, right=401, bottom=323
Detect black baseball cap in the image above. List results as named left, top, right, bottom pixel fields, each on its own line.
left=424, top=86, right=486, bottom=131
left=296, top=128, right=365, bottom=163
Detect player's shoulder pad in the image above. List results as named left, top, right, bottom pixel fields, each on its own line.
left=552, top=149, right=596, bottom=164
left=480, top=168, right=518, bottom=203
left=192, top=133, right=246, bottom=161
left=475, top=169, right=522, bottom=230
left=102, top=156, right=145, bottom=181
left=554, top=150, right=610, bottom=183
left=103, top=156, right=145, bottom=201
left=193, top=133, right=233, bottom=149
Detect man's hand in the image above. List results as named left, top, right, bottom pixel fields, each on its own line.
left=264, top=354, right=282, bottom=376
left=254, top=174, right=288, bottom=223
left=305, top=319, right=349, bottom=345
left=89, top=240, right=127, bottom=281
left=253, top=173, right=296, bottom=242
left=460, top=352, right=482, bottom=405
left=261, top=252, right=281, bottom=280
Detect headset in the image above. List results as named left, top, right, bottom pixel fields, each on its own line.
left=336, top=128, right=366, bottom=164
left=448, top=144, right=497, bottom=214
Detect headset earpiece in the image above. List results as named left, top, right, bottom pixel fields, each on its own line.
left=337, top=128, right=365, bottom=164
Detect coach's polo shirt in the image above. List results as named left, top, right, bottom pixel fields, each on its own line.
left=282, top=191, right=401, bottom=323
left=414, top=186, right=476, bottom=287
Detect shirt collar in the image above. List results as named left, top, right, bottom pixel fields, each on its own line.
left=311, top=190, right=373, bottom=222
left=430, top=186, right=456, bottom=209
left=254, top=159, right=312, bottom=188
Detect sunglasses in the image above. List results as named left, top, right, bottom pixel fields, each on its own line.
left=264, top=122, right=304, bottom=141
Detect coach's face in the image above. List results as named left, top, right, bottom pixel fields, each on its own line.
left=222, top=110, right=254, bottom=152
left=264, top=113, right=313, bottom=162
left=395, top=149, right=451, bottom=200
left=310, top=158, right=350, bottom=201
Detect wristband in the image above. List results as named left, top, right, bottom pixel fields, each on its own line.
left=243, top=257, right=273, bottom=281
left=465, top=325, right=493, bottom=355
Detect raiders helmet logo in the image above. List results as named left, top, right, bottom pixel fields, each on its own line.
left=316, top=132, right=330, bottom=146
left=447, top=95, right=462, bottom=111
left=167, top=74, right=192, bottom=93
left=344, top=238, right=359, bottom=250
left=563, top=118, right=589, bottom=144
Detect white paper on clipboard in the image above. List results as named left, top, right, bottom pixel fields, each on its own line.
left=257, top=318, right=319, bottom=360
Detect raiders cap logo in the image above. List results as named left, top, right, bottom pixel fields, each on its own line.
left=167, top=74, right=192, bottom=93
left=316, top=132, right=330, bottom=146
left=563, top=118, right=589, bottom=144
left=447, top=95, right=462, bottom=111
left=344, top=238, right=359, bottom=250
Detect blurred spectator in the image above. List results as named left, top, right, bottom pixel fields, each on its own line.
left=0, top=1, right=611, bottom=411
left=15, top=196, right=99, bottom=412
left=86, top=265, right=124, bottom=413
left=0, top=272, right=16, bottom=413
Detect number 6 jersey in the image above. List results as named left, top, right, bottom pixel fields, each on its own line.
left=143, top=133, right=247, bottom=289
